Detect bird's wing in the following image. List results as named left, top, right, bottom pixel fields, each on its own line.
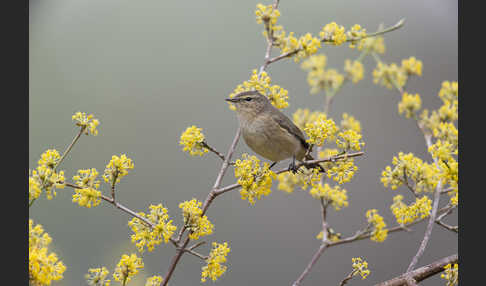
left=272, top=110, right=310, bottom=150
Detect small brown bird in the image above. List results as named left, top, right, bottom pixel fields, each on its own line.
left=226, top=90, right=321, bottom=172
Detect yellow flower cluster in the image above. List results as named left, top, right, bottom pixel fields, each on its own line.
left=401, top=57, right=423, bottom=76
left=346, top=24, right=367, bottom=49
left=372, top=62, right=408, bottom=90
left=273, top=29, right=322, bottom=62
left=316, top=228, right=341, bottom=242
left=352, top=257, right=371, bottom=279
left=309, top=183, right=349, bottom=211
left=438, top=81, right=458, bottom=102
left=145, top=275, right=164, bottom=286
left=38, top=149, right=61, bottom=169
left=128, top=204, right=177, bottom=252
left=292, top=108, right=324, bottom=130
left=102, top=154, right=134, bottom=184
left=344, top=59, right=364, bottom=84
left=85, top=267, right=111, bottom=286
left=30, top=149, right=66, bottom=201
left=340, top=113, right=362, bottom=133
left=398, top=92, right=422, bottom=118
left=255, top=3, right=280, bottom=31
left=428, top=140, right=457, bottom=162
left=358, top=35, right=386, bottom=54
left=320, top=22, right=347, bottom=45
left=366, top=209, right=388, bottom=242
left=72, top=168, right=102, bottom=208
left=381, top=152, right=439, bottom=193
left=228, top=69, right=289, bottom=109
left=326, top=156, right=358, bottom=184
left=441, top=263, right=458, bottom=286
left=234, top=154, right=276, bottom=205
left=179, top=125, right=208, bottom=156
left=72, top=111, right=100, bottom=136
left=304, top=113, right=338, bottom=146
left=301, top=55, right=345, bottom=94
left=29, top=219, right=66, bottom=286
left=113, top=253, right=144, bottom=284
left=336, top=129, right=364, bottom=151
left=319, top=148, right=358, bottom=184
left=433, top=122, right=458, bottom=149
left=277, top=168, right=322, bottom=193
left=179, top=199, right=214, bottom=240
left=29, top=172, right=42, bottom=201
left=201, top=242, right=231, bottom=282
left=390, top=195, right=432, bottom=225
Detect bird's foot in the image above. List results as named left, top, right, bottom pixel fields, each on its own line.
left=288, top=157, right=299, bottom=174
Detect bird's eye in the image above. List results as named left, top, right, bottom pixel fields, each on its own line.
left=245, top=97, right=252, bottom=101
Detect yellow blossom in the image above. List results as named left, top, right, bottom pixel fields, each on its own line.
left=228, top=69, right=289, bottom=109
left=390, top=195, right=432, bottom=225
left=85, top=267, right=111, bottom=286
left=102, top=154, right=134, bottom=184
left=308, top=68, right=345, bottom=94
left=128, top=204, right=177, bottom=252
left=277, top=168, right=322, bottom=193
left=428, top=140, right=457, bottom=162
left=72, top=111, right=100, bottom=136
left=352, top=257, right=371, bottom=279
left=72, top=168, right=102, bottom=208
left=320, top=22, right=347, bottom=45
left=441, top=263, right=458, bottom=286
left=366, top=209, right=388, bottom=242
left=300, top=54, right=326, bottom=71
left=398, top=92, right=422, bottom=118
left=325, top=156, right=358, bottom=184
left=292, top=108, right=324, bottom=131
left=340, top=113, right=362, bottom=133
left=179, top=199, right=214, bottom=240
left=179, top=125, right=209, bottom=156
left=234, top=154, right=276, bottom=205
left=201, top=242, right=231, bottom=282
left=336, top=129, right=364, bottom=151
left=316, top=228, right=341, bottom=242
left=381, top=152, right=439, bottom=193
left=255, top=3, right=280, bottom=30
left=346, top=24, right=367, bottom=49
left=38, top=149, right=61, bottom=169
left=438, top=81, right=458, bottom=103
left=29, top=219, right=66, bottom=286
left=433, top=122, right=458, bottom=148
left=29, top=172, right=42, bottom=201
left=30, top=165, right=65, bottom=200
left=358, top=35, right=385, bottom=54
left=309, top=183, right=349, bottom=210
left=401, top=57, right=423, bottom=76
left=304, top=113, right=338, bottom=146
left=438, top=100, right=458, bottom=122
left=372, top=62, right=407, bottom=89
left=113, top=254, right=144, bottom=284
left=145, top=275, right=163, bottom=286
left=344, top=60, right=364, bottom=83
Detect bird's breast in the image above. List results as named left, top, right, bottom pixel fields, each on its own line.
left=241, top=117, right=304, bottom=162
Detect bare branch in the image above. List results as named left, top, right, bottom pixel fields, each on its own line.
left=375, top=254, right=458, bottom=286
left=201, top=141, right=225, bottom=161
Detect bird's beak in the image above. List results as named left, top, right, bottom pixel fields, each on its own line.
left=225, top=98, right=238, bottom=103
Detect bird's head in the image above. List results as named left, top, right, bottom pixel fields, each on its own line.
left=225, top=91, right=270, bottom=120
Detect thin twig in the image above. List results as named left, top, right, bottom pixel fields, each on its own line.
left=201, top=141, right=225, bottom=161
left=375, top=254, right=458, bottom=286
left=183, top=248, right=208, bottom=260
left=339, top=270, right=357, bottom=286
left=54, top=126, right=86, bottom=172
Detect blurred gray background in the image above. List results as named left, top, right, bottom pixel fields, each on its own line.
left=29, top=0, right=457, bottom=285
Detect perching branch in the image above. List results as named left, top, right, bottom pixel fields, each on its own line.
left=375, top=254, right=458, bottom=286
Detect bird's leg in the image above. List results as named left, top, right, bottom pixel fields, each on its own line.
left=288, top=155, right=298, bottom=174
left=269, top=161, right=278, bottom=170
